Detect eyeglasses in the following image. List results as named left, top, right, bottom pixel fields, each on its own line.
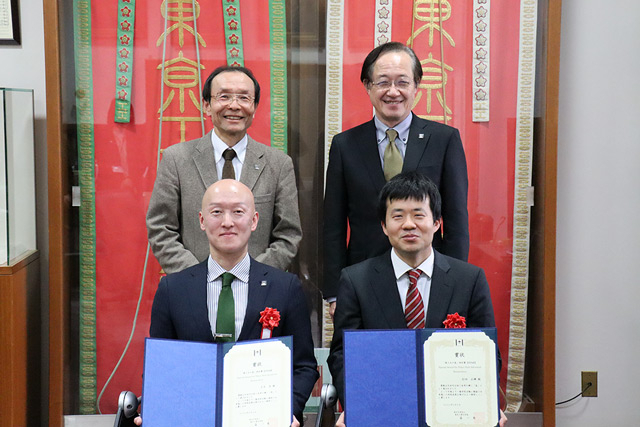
left=369, top=79, right=414, bottom=91
left=213, top=93, right=255, bottom=107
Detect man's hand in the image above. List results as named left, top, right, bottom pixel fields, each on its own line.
left=291, top=415, right=300, bottom=427
left=329, top=301, right=337, bottom=320
left=499, top=409, right=508, bottom=426
left=335, top=411, right=345, bottom=427
left=134, top=415, right=142, bottom=426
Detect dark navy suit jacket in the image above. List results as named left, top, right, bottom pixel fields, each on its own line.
left=150, top=257, right=319, bottom=420
left=327, top=249, right=497, bottom=405
left=323, top=114, right=469, bottom=298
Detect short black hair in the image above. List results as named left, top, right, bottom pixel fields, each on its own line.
left=202, top=65, right=261, bottom=105
left=360, top=42, right=423, bottom=85
left=378, top=171, right=442, bottom=223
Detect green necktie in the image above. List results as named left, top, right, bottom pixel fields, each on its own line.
left=216, top=272, right=235, bottom=342
left=383, top=128, right=402, bottom=181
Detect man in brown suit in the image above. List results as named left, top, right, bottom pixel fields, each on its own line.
left=147, top=66, right=302, bottom=273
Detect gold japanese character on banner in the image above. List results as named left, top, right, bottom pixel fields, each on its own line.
left=408, top=0, right=456, bottom=123
left=156, top=0, right=206, bottom=48
left=407, top=0, right=455, bottom=48
left=413, top=53, right=453, bottom=122
left=157, top=51, right=205, bottom=141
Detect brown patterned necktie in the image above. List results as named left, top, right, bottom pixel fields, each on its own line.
left=405, top=269, right=426, bottom=329
left=221, top=148, right=236, bottom=179
left=383, top=128, right=402, bottom=181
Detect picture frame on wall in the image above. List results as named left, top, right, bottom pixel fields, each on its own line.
left=0, top=0, right=20, bottom=46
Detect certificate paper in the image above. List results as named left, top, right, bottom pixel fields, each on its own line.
left=141, top=337, right=292, bottom=427
left=424, top=331, right=498, bottom=427
left=222, top=340, right=292, bottom=427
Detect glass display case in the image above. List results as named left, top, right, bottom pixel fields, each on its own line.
left=44, top=0, right=559, bottom=425
left=0, top=88, right=36, bottom=264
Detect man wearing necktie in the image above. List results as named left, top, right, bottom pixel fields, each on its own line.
left=147, top=66, right=302, bottom=275
left=328, top=171, right=500, bottom=426
left=147, top=180, right=318, bottom=426
left=323, top=42, right=470, bottom=317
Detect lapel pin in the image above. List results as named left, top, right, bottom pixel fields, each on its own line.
left=418, top=133, right=424, bottom=139
left=261, top=280, right=267, bottom=287
left=254, top=164, right=260, bottom=170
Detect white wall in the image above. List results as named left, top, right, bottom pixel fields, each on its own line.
left=0, top=1, right=47, bottom=426
left=0, top=3, right=47, bottom=272
left=0, top=3, right=46, bottom=127
left=556, top=0, right=640, bottom=425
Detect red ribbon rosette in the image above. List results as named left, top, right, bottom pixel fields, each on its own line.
left=259, top=307, right=280, bottom=339
left=443, top=312, right=466, bottom=329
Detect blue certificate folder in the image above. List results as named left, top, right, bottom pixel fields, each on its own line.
left=343, top=328, right=499, bottom=427
left=141, top=336, right=293, bottom=426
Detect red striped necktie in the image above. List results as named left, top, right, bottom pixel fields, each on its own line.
left=405, top=269, right=426, bottom=329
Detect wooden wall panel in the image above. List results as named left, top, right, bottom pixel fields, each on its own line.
left=43, top=0, right=70, bottom=425
left=0, top=251, right=40, bottom=427
left=525, top=0, right=561, bottom=425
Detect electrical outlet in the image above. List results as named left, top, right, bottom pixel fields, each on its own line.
left=581, top=371, right=597, bottom=397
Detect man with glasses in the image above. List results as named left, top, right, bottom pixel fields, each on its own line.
left=323, top=42, right=469, bottom=316
left=147, top=66, right=302, bottom=274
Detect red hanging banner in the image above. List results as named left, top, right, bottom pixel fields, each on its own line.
left=75, top=0, right=284, bottom=413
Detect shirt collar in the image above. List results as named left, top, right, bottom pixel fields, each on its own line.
left=207, top=252, right=251, bottom=283
left=389, top=248, right=435, bottom=280
left=210, top=131, right=248, bottom=165
left=374, top=113, right=413, bottom=145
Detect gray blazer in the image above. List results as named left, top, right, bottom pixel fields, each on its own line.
left=146, top=132, right=302, bottom=273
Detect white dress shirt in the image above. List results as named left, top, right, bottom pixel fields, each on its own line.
left=390, top=248, right=434, bottom=319
left=374, top=113, right=412, bottom=165
left=206, top=253, right=250, bottom=337
left=211, top=131, right=248, bottom=180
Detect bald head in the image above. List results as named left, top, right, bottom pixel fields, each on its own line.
left=199, top=180, right=259, bottom=269
left=201, top=179, right=255, bottom=212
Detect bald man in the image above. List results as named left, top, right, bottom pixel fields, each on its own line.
left=147, top=180, right=318, bottom=426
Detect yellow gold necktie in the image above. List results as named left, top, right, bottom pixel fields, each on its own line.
left=383, top=129, right=402, bottom=181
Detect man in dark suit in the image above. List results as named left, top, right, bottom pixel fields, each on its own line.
left=147, top=66, right=301, bottom=274
left=323, top=42, right=469, bottom=315
left=328, top=172, right=500, bottom=426
left=143, top=179, right=318, bottom=426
